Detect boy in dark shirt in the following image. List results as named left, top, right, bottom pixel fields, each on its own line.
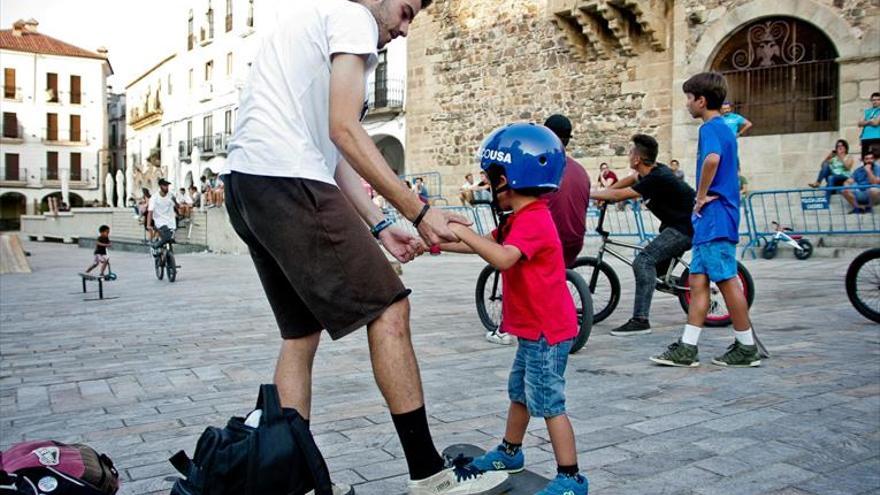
left=591, top=134, right=696, bottom=336
left=84, top=225, right=112, bottom=277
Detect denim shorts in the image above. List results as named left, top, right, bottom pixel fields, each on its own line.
left=690, top=240, right=737, bottom=282
left=508, top=336, right=573, bottom=418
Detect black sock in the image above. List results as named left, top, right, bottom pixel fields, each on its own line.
left=501, top=439, right=522, bottom=456
left=558, top=464, right=579, bottom=477
left=391, top=406, right=445, bottom=480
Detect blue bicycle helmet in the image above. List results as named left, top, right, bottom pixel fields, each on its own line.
left=478, top=123, right=566, bottom=192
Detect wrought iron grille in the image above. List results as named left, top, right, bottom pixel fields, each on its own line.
left=712, top=17, right=839, bottom=136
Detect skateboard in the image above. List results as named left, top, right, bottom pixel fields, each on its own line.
left=441, top=444, right=550, bottom=495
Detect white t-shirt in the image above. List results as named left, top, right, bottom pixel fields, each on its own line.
left=225, top=0, right=379, bottom=185
left=149, top=194, right=177, bottom=230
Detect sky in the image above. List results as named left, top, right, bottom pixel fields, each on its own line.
left=1, top=0, right=186, bottom=91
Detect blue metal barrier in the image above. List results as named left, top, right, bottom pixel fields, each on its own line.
left=399, top=172, right=448, bottom=205
left=743, top=185, right=880, bottom=256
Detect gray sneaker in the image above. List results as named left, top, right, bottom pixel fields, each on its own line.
left=712, top=341, right=761, bottom=367
left=650, top=340, right=699, bottom=367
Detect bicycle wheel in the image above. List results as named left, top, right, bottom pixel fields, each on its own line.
left=166, top=251, right=177, bottom=283
left=475, top=264, right=502, bottom=331
left=677, top=261, right=756, bottom=327
left=570, top=256, right=620, bottom=324
left=794, top=239, right=813, bottom=260
left=846, top=248, right=880, bottom=324
left=761, top=241, right=778, bottom=260
left=154, top=252, right=164, bottom=280
left=566, top=269, right=594, bottom=353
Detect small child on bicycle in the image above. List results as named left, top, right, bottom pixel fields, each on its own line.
left=437, top=123, right=589, bottom=495
left=84, top=225, right=111, bottom=277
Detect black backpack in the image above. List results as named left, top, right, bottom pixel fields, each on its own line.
left=169, top=384, right=332, bottom=495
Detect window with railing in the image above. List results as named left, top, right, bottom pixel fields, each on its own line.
left=46, top=113, right=58, bottom=141
left=206, top=5, right=215, bottom=41
left=711, top=17, right=839, bottom=136
left=70, top=115, right=81, bottom=142
left=2, top=112, right=19, bottom=139
left=4, top=153, right=20, bottom=181
left=70, top=75, right=81, bottom=104
left=46, top=73, right=58, bottom=103
left=47, top=151, right=58, bottom=180
left=70, top=152, right=82, bottom=181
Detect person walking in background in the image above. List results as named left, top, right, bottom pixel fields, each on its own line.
left=721, top=101, right=752, bottom=138
left=669, top=159, right=685, bottom=182
left=858, top=92, right=880, bottom=156
left=808, top=139, right=855, bottom=191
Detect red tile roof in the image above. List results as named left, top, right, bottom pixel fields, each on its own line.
left=0, top=26, right=107, bottom=61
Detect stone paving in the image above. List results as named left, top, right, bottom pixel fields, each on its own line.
left=1, top=240, right=878, bottom=495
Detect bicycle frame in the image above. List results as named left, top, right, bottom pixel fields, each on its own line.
left=768, top=222, right=805, bottom=252
left=591, top=205, right=689, bottom=294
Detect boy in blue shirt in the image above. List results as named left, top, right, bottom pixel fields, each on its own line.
left=651, top=72, right=760, bottom=368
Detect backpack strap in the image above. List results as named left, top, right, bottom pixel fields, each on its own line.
left=255, top=384, right=283, bottom=424
left=288, top=413, right=333, bottom=495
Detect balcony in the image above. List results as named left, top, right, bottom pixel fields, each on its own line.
left=0, top=165, right=27, bottom=187
left=366, top=78, right=404, bottom=115
left=197, top=82, right=214, bottom=102
left=1, top=123, right=24, bottom=143
left=42, top=128, right=88, bottom=146
left=179, top=140, right=192, bottom=162
left=214, top=132, right=232, bottom=155
left=129, top=94, right=163, bottom=130
left=3, top=86, right=22, bottom=102
left=41, top=168, right=95, bottom=188
left=193, top=135, right=215, bottom=157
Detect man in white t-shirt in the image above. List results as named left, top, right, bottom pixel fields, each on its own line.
left=223, top=2, right=504, bottom=495
left=147, top=178, right=178, bottom=253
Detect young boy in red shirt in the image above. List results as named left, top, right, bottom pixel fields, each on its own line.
left=438, top=123, right=589, bottom=495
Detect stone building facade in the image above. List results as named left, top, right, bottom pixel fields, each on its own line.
left=406, top=0, right=880, bottom=199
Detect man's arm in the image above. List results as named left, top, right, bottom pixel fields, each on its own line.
left=328, top=53, right=464, bottom=244
left=738, top=119, right=753, bottom=136
left=609, top=173, right=637, bottom=189
left=450, top=224, right=521, bottom=270
left=591, top=187, right=640, bottom=202
left=694, top=153, right=720, bottom=215
left=866, top=165, right=880, bottom=185
left=335, top=158, right=385, bottom=227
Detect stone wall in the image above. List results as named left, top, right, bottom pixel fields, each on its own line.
left=407, top=0, right=880, bottom=199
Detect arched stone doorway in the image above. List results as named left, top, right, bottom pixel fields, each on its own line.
left=710, top=17, right=839, bottom=136
left=372, top=135, right=405, bottom=175
left=41, top=192, right=84, bottom=212
left=0, top=192, right=27, bottom=231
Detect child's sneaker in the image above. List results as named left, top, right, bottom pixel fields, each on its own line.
left=407, top=460, right=509, bottom=495
left=536, top=473, right=589, bottom=495
left=485, top=330, right=513, bottom=345
left=469, top=445, right=524, bottom=473
left=711, top=341, right=761, bottom=367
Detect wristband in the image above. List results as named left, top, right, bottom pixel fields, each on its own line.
left=370, top=218, right=393, bottom=239
left=412, top=204, right=431, bottom=229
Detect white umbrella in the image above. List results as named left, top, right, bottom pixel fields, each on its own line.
left=116, top=169, right=126, bottom=208
left=104, top=173, right=114, bottom=207
left=60, top=169, right=70, bottom=206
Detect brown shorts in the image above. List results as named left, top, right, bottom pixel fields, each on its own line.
left=224, top=172, right=409, bottom=340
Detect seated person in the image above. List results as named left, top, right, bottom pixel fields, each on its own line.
left=809, top=139, right=854, bottom=191
left=842, top=149, right=880, bottom=214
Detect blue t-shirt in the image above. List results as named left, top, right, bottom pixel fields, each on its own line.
left=861, top=107, right=880, bottom=140
left=722, top=112, right=747, bottom=137
left=693, top=116, right=740, bottom=245
left=851, top=162, right=880, bottom=185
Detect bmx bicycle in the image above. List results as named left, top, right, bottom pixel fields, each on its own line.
left=846, top=247, right=880, bottom=324
left=571, top=203, right=756, bottom=328
left=474, top=209, right=594, bottom=354
left=148, top=226, right=179, bottom=283
left=761, top=221, right=813, bottom=260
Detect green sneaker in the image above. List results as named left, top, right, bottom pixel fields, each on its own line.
left=712, top=341, right=761, bottom=367
left=650, top=340, right=699, bottom=367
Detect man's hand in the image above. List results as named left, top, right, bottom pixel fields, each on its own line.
left=378, top=227, right=425, bottom=264
left=416, top=208, right=471, bottom=246
left=693, top=195, right=718, bottom=217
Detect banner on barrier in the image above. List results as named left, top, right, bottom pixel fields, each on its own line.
left=801, top=196, right=829, bottom=211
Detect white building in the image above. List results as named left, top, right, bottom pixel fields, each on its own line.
left=107, top=92, right=126, bottom=204
left=0, top=19, right=112, bottom=228
left=126, top=1, right=410, bottom=198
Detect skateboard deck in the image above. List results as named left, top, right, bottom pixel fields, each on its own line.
left=441, top=443, right=550, bottom=495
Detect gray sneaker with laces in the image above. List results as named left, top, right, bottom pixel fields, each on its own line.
left=712, top=341, right=761, bottom=367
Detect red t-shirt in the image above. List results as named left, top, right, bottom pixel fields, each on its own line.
left=546, top=157, right=591, bottom=267
left=493, top=200, right=578, bottom=345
